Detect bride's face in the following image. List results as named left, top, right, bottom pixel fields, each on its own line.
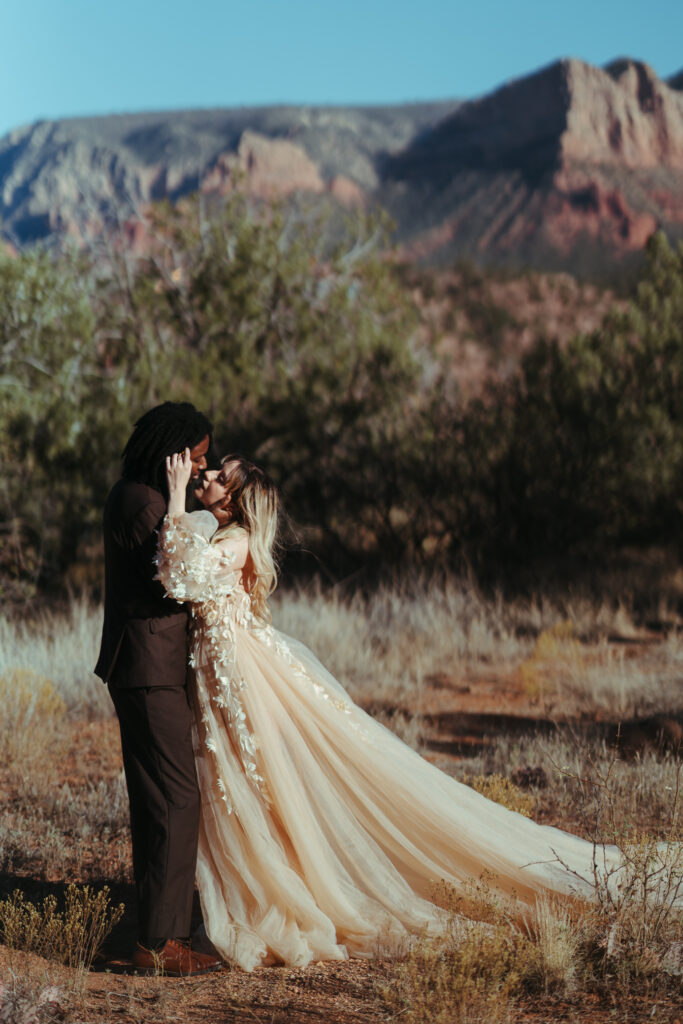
left=194, top=460, right=239, bottom=517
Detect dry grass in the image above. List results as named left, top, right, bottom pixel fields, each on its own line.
left=530, top=893, right=583, bottom=995
left=0, top=598, right=108, bottom=716
left=0, top=582, right=682, bottom=1021
left=380, top=876, right=585, bottom=1023
left=271, top=577, right=529, bottom=703
left=0, top=669, right=67, bottom=776
left=0, top=579, right=680, bottom=714
left=272, top=577, right=662, bottom=704
left=274, top=579, right=683, bottom=717
left=381, top=924, right=526, bottom=1024
left=0, top=885, right=124, bottom=1024
left=448, top=731, right=682, bottom=840
left=0, top=960, right=78, bottom=1024
left=520, top=622, right=683, bottom=718
left=0, top=580, right=530, bottom=714
left=1, top=774, right=131, bottom=884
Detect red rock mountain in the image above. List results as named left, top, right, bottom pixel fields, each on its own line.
left=383, top=58, right=683, bottom=272
left=1, top=58, right=682, bottom=273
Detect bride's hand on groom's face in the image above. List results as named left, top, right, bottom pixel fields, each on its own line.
left=166, top=450, right=193, bottom=513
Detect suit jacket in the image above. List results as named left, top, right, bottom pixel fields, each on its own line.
left=95, top=479, right=189, bottom=688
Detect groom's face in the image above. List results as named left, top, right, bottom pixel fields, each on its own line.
left=188, top=435, right=210, bottom=480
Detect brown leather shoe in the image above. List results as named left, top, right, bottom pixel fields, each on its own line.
left=133, top=938, right=224, bottom=976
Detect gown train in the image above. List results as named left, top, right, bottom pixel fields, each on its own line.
left=156, top=512, right=633, bottom=971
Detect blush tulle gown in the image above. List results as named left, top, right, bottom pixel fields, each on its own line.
left=156, top=511, right=618, bottom=971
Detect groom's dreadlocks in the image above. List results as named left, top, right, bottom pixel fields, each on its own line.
left=121, top=402, right=214, bottom=495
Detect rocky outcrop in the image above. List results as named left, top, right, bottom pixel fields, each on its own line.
left=201, top=131, right=325, bottom=198
left=565, top=59, right=683, bottom=167
left=383, top=58, right=683, bottom=271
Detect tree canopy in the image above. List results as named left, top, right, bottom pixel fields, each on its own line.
left=1, top=195, right=682, bottom=603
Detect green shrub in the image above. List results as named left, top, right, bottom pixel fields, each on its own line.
left=435, top=231, right=683, bottom=570
left=3, top=198, right=683, bottom=598
left=0, top=193, right=426, bottom=594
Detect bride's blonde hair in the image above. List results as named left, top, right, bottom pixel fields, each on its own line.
left=210, top=455, right=280, bottom=622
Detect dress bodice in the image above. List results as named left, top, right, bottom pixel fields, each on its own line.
left=155, top=510, right=363, bottom=811
left=156, top=511, right=252, bottom=624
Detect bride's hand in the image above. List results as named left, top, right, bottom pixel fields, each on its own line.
left=166, top=449, right=192, bottom=515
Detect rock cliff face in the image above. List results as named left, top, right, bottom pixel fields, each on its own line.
left=565, top=59, right=683, bottom=167
left=0, top=103, right=456, bottom=245
left=383, top=58, right=683, bottom=272
left=1, top=57, right=682, bottom=273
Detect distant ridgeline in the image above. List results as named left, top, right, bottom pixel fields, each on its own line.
left=1, top=56, right=683, bottom=275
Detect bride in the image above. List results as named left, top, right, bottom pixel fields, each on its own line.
left=156, top=449, right=622, bottom=971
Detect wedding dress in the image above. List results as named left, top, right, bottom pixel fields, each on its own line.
left=155, top=511, right=621, bottom=971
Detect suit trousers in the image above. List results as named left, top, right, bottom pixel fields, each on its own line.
left=109, top=684, right=200, bottom=946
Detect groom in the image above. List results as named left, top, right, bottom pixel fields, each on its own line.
left=95, top=401, right=223, bottom=976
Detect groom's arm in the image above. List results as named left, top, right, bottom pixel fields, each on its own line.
left=114, top=484, right=172, bottom=604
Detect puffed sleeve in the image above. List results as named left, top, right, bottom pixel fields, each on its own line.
left=155, top=511, right=240, bottom=603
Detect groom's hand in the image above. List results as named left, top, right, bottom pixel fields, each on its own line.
left=211, top=503, right=232, bottom=527
left=166, top=450, right=193, bottom=514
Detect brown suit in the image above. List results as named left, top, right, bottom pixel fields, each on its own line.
left=95, top=479, right=188, bottom=687
left=95, top=479, right=200, bottom=946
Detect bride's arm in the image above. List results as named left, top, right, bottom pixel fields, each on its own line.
left=166, top=449, right=192, bottom=516
left=155, top=450, right=244, bottom=602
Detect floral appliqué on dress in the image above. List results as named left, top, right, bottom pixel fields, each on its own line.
left=155, top=512, right=364, bottom=815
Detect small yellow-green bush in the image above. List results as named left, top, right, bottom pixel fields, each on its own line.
left=463, top=773, right=536, bottom=818
left=0, top=668, right=67, bottom=770
left=0, top=884, right=124, bottom=970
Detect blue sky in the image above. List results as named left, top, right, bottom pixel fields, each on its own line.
left=1, top=0, right=681, bottom=138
